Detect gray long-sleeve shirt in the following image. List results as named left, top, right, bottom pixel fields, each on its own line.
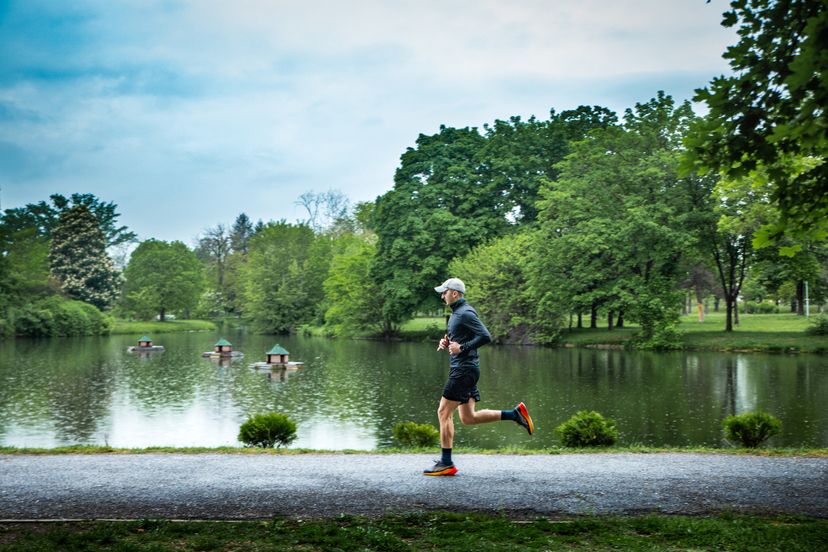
left=447, top=298, right=491, bottom=372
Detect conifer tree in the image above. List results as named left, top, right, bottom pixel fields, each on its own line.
left=49, top=204, right=120, bottom=309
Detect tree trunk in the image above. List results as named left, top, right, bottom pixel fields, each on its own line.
left=714, top=296, right=720, bottom=312
left=577, top=312, right=583, bottom=328
left=607, top=310, right=614, bottom=331
left=796, top=281, right=805, bottom=315
left=734, top=301, right=740, bottom=326
left=616, top=310, right=624, bottom=328
left=725, top=296, right=733, bottom=332
left=159, top=307, right=166, bottom=322
left=590, top=303, right=598, bottom=328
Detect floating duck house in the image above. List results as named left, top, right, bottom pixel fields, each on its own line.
left=249, top=344, right=304, bottom=370
left=127, top=336, right=165, bottom=352
left=214, top=338, right=233, bottom=354
left=202, top=338, right=243, bottom=358
left=266, top=344, right=290, bottom=364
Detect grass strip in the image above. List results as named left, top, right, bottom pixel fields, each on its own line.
left=1, top=512, right=826, bottom=551
left=109, top=319, right=217, bottom=335
left=1, top=445, right=825, bottom=457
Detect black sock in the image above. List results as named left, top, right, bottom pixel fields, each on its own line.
left=501, top=409, right=517, bottom=421
left=441, top=448, right=452, bottom=465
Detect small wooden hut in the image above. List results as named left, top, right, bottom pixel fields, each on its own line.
left=214, top=338, right=234, bottom=354
left=138, top=336, right=153, bottom=347
left=266, top=344, right=290, bottom=365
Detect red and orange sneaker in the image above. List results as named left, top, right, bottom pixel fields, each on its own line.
left=515, top=402, right=534, bottom=435
left=423, top=460, right=458, bottom=476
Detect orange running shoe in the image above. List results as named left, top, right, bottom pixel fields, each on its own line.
left=515, top=402, right=534, bottom=435
left=423, top=460, right=458, bottom=476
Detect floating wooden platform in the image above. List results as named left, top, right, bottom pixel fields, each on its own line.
left=127, top=346, right=165, bottom=352
left=249, top=361, right=305, bottom=370
left=202, top=351, right=244, bottom=358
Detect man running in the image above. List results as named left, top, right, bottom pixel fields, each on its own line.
left=425, top=277, right=534, bottom=476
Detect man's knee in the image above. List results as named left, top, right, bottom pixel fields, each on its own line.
left=458, top=408, right=475, bottom=425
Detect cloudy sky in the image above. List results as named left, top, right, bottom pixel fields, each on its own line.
left=0, top=0, right=737, bottom=244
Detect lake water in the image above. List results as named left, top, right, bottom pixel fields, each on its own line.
left=1, top=331, right=826, bottom=449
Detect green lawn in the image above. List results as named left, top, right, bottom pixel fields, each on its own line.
left=2, top=513, right=825, bottom=551
left=558, top=312, right=828, bottom=352
left=110, top=319, right=217, bottom=335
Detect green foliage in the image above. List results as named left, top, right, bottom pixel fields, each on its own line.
left=49, top=205, right=121, bottom=310
left=10, top=296, right=110, bottom=337
left=631, top=321, right=683, bottom=351
left=555, top=411, right=618, bottom=447
left=1, top=193, right=136, bottom=248
left=323, top=237, right=383, bottom=336
left=238, top=413, right=297, bottom=448
left=121, top=239, right=204, bottom=320
left=745, top=301, right=780, bottom=314
left=534, top=93, right=696, bottom=339
left=241, top=222, right=329, bottom=334
left=371, top=110, right=614, bottom=332
left=685, top=0, right=828, bottom=244
left=449, top=231, right=557, bottom=343
left=391, top=421, right=439, bottom=448
left=723, top=412, right=782, bottom=448
left=805, top=315, right=828, bottom=336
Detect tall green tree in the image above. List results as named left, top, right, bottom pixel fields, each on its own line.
left=241, top=222, right=328, bottom=333
left=534, top=93, right=698, bottom=344
left=371, top=126, right=495, bottom=331
left=230, top=213, right=254, bottom=254
left=686, top=0, right=828, bottom=244
left=2, top=193, right=136, bottom=248
left=448, top=231, right=543, bottom=343
left=49, top=205, right=120, bottom=310
left=121, top=240, right=204, bottom=321
left=323, top=236, right=382, bottom=335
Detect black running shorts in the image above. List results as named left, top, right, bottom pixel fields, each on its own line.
left=442, top=369, right=481, bottom=404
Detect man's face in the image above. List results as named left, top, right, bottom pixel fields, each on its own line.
left=441, top=289, right=459, bottom=305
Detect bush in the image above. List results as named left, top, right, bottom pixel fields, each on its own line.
left=238, top=413, right=297, bottom=448
left=555, top=410, right=618, bottom=447
left=805, top=315, right=828, bottom=336
left=392, top=421, right=440, bottom=448
left=722, top=412, right=782, bottom=448
left=11, top=296, right=110, bottom=337
left=744, top=301, right=779, bottom=314
left=632, top=323, right=684, bottom=351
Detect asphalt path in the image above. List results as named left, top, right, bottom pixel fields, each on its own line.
left=1, top=453, right=826, bottom=520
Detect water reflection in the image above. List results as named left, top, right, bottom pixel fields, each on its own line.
left=0, top=332, right=826, bottom=449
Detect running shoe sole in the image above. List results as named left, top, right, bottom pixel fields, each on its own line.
left=516, top=402, right=534, bottom=435
left=423, top=465, right=458, bottom=476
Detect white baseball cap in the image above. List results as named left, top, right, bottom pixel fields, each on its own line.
left=434, top=278, right=466, bottom=294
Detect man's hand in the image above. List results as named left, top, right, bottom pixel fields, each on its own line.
left=448, top=341, right=462, bottom=355
left=437, top=335, right=449, bottom=351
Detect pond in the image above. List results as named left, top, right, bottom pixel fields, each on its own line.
left=1, top=331, right=826, bottom=449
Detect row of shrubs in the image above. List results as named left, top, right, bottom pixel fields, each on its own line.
left=1, top=296, right=111, bottom=337
left=237, top=410, right=783, bottom=450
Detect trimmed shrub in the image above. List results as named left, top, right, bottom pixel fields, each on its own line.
left=392, top=421, right=440, bottom=448
left=805, top=315, right=828, bottom=336
left=238, top=413, right=297, bottom=448
left=11, top=296, right=110, bottom=337
left=555, top=410, right=618, bottom=447
left=722, top=411, right=782, bottom=448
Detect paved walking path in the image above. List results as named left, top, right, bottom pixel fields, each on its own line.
left=1, top=453, right=826, bottom=519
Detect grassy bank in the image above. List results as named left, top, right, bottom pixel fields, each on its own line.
left=2, top=513, right=826, bottom=550
left=2, top=445, right=826, bottom=457
left=110, top=319, right=217, bottom=335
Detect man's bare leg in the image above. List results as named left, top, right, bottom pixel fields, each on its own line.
left=458, top=398, right=502, bottom=426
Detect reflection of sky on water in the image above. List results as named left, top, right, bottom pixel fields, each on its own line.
left=293, top=419, right=377, bottom=451
left=0, top=332, right=826, bottom=449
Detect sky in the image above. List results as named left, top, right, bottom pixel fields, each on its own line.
left=0, top=0, right=738, bottom=245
